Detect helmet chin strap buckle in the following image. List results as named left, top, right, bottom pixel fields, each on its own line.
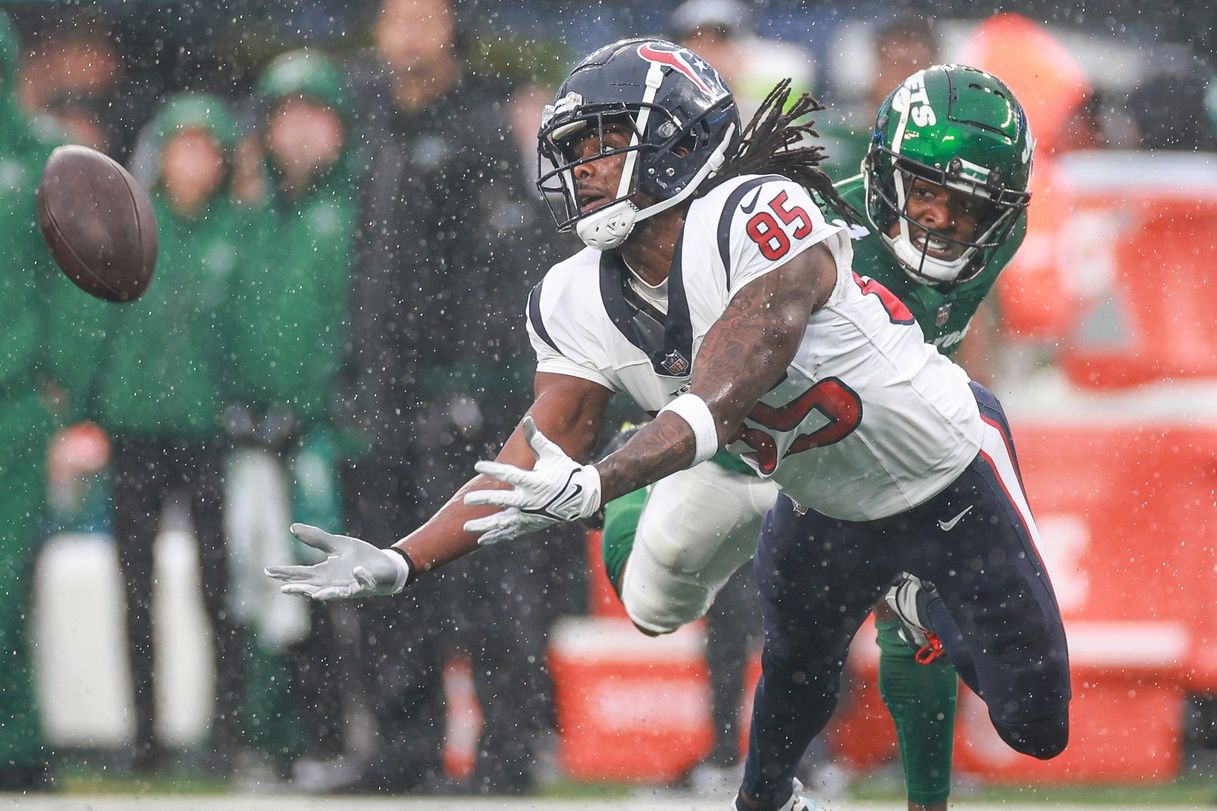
left=576, top=199, right=639, bottom=250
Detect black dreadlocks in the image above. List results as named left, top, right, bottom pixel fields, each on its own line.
left=708, top=79, right=861, bottom=224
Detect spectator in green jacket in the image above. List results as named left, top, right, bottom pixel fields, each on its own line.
left=93, top=93, right=245, bottom=776
left=223, top=48, right=356, bottom=774
left=227, top=49, right=354, bottom=444
left=0, top=9, right=69, bottom=791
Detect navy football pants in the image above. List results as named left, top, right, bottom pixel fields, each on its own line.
left=740, top=385, right=1070, bottom=807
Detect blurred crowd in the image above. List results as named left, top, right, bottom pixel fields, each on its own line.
left=0, top=0, right=1215, bottom=797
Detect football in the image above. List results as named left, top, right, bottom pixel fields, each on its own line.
left=36, top=144, right=158, bottom=302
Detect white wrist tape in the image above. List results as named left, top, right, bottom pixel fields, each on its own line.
left=381, top=547, right=413, bottom=594
left=659, top=393, right=719, bottom=466
left=578, top=464, right=604, bottom=518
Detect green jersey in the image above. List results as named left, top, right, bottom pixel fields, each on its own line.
left=835, top=174, right=1026, bottom=357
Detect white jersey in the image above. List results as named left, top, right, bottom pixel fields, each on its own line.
left=526, top=174, right=982, bottom=521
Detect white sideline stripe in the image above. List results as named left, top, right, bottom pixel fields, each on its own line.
left=1063, top=620, right=1189, bottom=669
left=1058, top=149, right=1217, bottom=194
left=550, top=615, right=707, bottom=659
left=1001, top=376, right=1217, bottom=423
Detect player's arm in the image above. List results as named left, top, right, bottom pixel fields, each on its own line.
left=395, top=371, right=610, bottom=571
left=595, top=242, right=837, bottom=501
left=465, top=243, right=838, bottom=530
left=266, top=371, right=611, bottom=599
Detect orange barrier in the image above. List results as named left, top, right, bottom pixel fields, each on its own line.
left=953, top=621, right=1187, bottom=782
left=585, top=529, right=630, bottom=620
left=831, top=417, right=1214, bottom=782
left=1052, top=152, right=1217, bottom=388
left=1010, top=421, right=1214, bottom=625
left=548, top=616, right=715, bottom=782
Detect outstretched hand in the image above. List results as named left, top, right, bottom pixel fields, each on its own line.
left=464, top=416, right=602, bottom=545
left=265, top=523, right=411, bottom=601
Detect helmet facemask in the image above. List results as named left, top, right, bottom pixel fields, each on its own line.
left=866, top=147, right=1029, bottom=286
left=864, top=64, right=1035, bottom=286
left=537, top=100, right=666, bottom=250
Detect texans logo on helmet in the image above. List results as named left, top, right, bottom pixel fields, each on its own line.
left=637, top=43, right=723, bottom=98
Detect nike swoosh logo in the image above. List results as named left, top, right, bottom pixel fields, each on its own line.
left=550, top=482, right=583, bottom=513
left=937, top=505, right=973, bottom=531
left=740, top=187, right=762, bottom=214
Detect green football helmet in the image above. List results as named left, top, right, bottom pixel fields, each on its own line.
left=864, top=64, right=1033, bottom=285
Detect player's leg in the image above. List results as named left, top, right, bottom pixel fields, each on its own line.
left=875, top=604, right=955, bottom=811
left=598, top=460, right=769, bottom=789
left=0, top=436, right=51, bottom=785
left=895, top=388, right=1070, bottom=760
left=740, top=496, right=899, bottom=809
left=362, top=581, right=449, bottom=790
left=304, top=453, right=446, bottom=792
left=600, top=486, right=646, bottom=593
left=353, top=456, right=448, bottom=791
left=608, top=461, right=779, bottom=634
left=286, top=436, right=347, bottom=761
left=701, top=565, right=761, bottom=769
left=458, top=541, right=551, bottom=794
left=185, top=441, right=246, bottom=771
left=109, top=434, right=168, bottom=770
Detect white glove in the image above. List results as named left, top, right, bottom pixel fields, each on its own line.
left=463, top=416, right=602, bottom=545
left=264, top=523, right=412, bottom=601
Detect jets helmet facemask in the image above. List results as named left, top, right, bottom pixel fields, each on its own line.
left=537, top=38, right=740, bottom=250
left=864, top=64, right=1033, bottom=286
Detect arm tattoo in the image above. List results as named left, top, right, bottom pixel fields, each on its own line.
left=596, top=411, right=697, bottom=502
left=693, top=249, right=829, bottom=436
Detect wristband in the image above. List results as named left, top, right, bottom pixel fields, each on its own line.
left=659, top=393, right=719, bottom=465
left=579, top=463, right=604, bottom=518
left=382, top=546, right=417, bottom=592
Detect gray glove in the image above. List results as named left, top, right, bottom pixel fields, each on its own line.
left=265, top=523, right=412, bottom=600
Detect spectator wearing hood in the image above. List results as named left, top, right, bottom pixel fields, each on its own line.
left=93, top=93, right=245, bottom=776
left=222, top=48, right=357, bottom=774
left=0, top=9, right=74, bottom=791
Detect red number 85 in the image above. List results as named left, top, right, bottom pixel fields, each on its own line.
left=745, top=190, right=814, bottom=261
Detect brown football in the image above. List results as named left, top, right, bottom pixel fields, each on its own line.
left=36, top=144, right=158, bottom=302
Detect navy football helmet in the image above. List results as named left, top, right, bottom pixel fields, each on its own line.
left=537, top=38, right=740, bottom=250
